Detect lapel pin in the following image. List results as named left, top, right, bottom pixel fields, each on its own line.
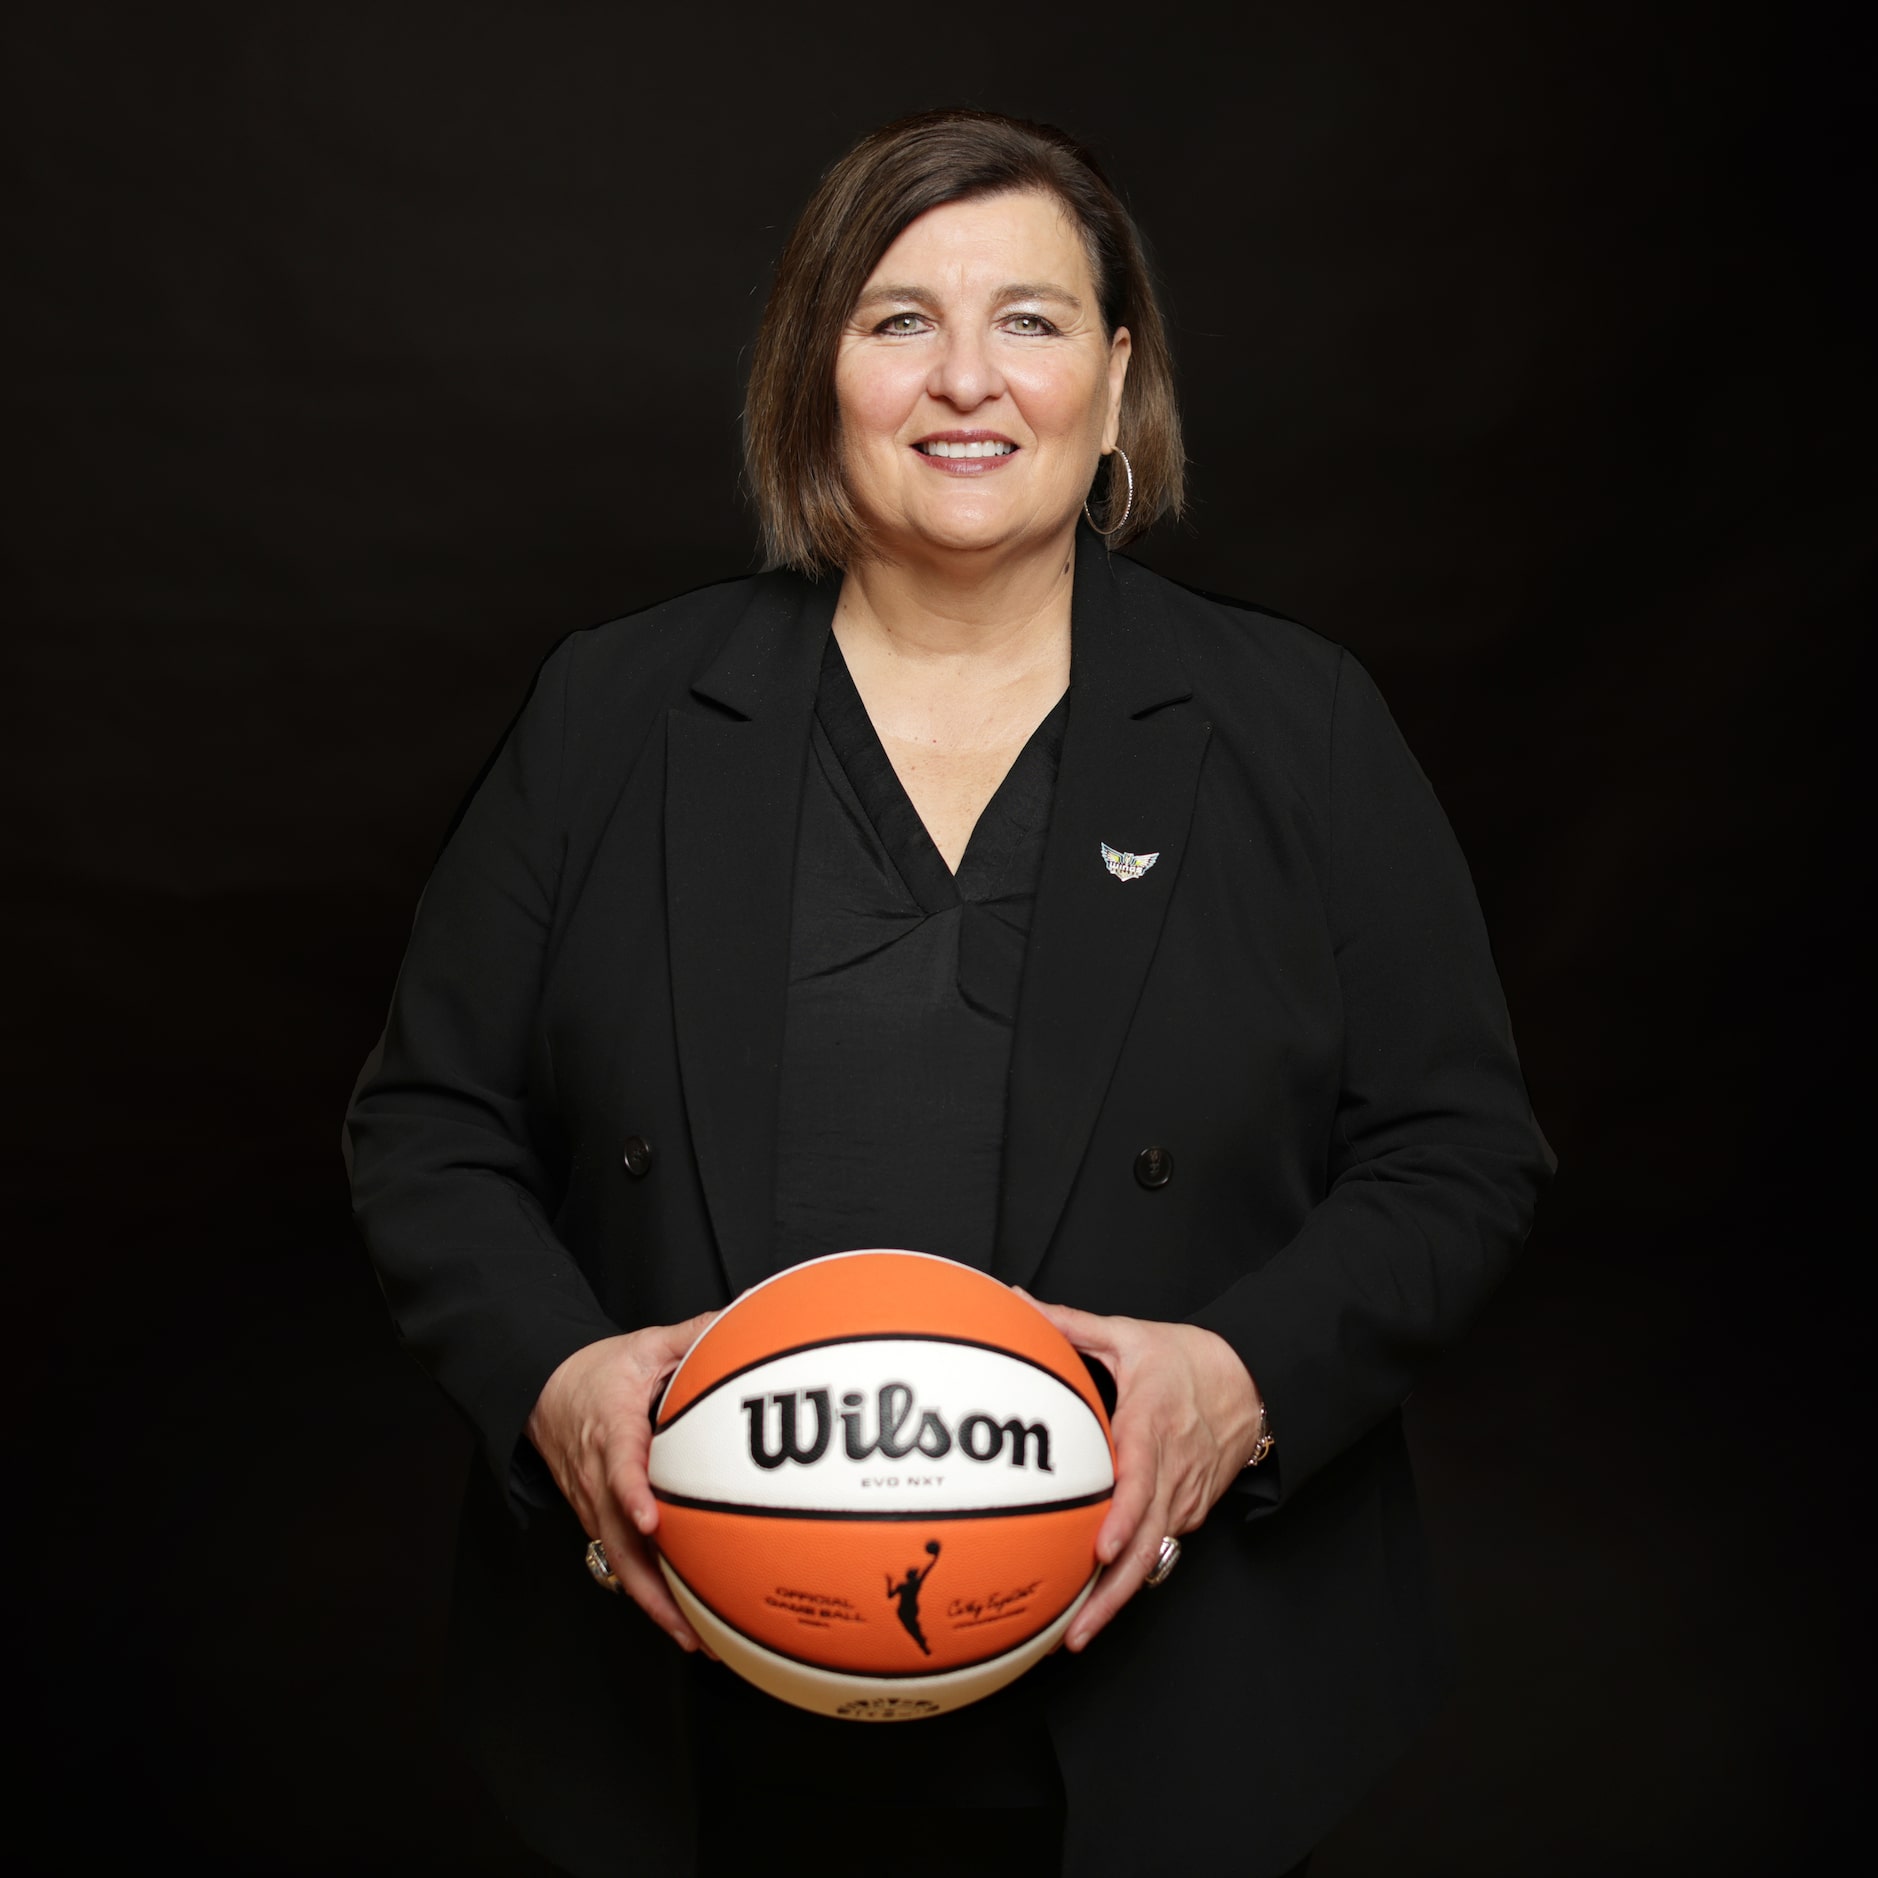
left=1100, top=841, right=1160, bottom=882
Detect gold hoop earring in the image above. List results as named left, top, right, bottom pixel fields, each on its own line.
left=1083, top=446, right=1134, bottom=538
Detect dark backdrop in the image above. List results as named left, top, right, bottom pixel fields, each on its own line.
left=6, top=3, right=1867, bottom=1871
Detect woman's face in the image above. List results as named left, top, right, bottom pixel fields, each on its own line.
left=834, top=189, right=1131, bottom=565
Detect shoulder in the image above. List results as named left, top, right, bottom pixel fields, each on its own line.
left=551, top=567, right=803, bottom=698
left=496, top=568, right=817, bottom=810
left=1110, top=553, right=1358, bottom=747
left=535, top=567, right=820, bottom=751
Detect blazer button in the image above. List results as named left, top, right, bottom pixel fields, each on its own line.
left=622, top=1135, right=653, bottom=1178
left=1134, top=1145, right=1174, bottom=1190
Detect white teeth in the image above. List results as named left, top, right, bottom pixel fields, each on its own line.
left=922, top=439, right=1016, bottom=458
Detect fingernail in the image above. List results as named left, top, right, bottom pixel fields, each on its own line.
left=635, top=1508, right=657, bottom=1533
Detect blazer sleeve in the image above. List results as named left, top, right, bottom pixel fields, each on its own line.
left=1190, top=646, right=1556, bottom=1512
left=343, top=635, right=622, bottom=1512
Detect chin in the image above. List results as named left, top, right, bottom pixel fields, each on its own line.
left=903, top=500, right=1057, bottom=559
left=917, top=521, right=1015, bottom=556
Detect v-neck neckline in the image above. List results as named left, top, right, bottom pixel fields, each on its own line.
left=814, top=633, right=1069, bottom=915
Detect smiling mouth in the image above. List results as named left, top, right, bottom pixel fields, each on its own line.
left=915, top=439, right=1017, bottom=459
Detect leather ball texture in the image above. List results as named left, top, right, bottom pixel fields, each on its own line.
left=648, top=1249, right=1115, bottom=1721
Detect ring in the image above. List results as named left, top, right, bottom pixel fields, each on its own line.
left=1144, top=1535, right=1182, bottom=1587
left=585, top=1538, right=622, bottom=1591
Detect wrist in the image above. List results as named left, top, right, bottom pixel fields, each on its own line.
left=1192, top=1324, right=1272, bottom=1472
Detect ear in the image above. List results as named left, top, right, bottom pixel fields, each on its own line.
left=1103, top=326, right=1133, bottom=453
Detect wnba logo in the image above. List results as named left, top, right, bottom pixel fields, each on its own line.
left=889, top=1540, right=942, bottom=1654
left=741, top=1382, right=1054, bottom=1472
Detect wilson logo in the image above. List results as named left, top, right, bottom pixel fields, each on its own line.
left=741, top=1382, right=1053, bottom=1473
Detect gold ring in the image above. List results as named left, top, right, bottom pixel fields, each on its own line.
left=585, top=1538, right=622, bottom=1591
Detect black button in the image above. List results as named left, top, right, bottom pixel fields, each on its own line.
left=622, top=1135, right=652, bottom=1178
left=1134, top=1145, right=1173, bottom=1190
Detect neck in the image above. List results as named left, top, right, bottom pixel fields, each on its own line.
left=834, top=523, right=1079, bottom=672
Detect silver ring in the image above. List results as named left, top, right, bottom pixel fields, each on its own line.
left=1144, top=1534, right=1182, bottom=1587
left=585, top=1538, right=622, bottom=1591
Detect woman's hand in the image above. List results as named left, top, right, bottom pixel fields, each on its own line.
left=1017, top=1293, right=1265, bottom=1652
left=525, top=1313, right=718, bottom=1652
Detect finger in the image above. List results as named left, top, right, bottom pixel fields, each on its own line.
left=609, top=1315, right=724, bottom=1537
left=595, top=1502, right=701, bottom=1652
left=1018, top=1293, right=1125, bottom=1363
left=1095, top=1420, right=1159, bottom=1565
left=607, top=1431, right=662, bottom=1539
left=648, top=1309, right=719, bottom=1372
left=624, top=1312, right=720, bottom=1432
left=1068, top=1489, right=1175, bottom=1651
left=646, top=1307, right=717, bottom=1660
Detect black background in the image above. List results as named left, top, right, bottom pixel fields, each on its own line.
left=6, top=2, right=1868, bottom=1871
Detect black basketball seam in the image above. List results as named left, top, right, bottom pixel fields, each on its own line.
left=655, top=1331, right=1108, bottom=1432
left=650, top=1487, right=1114, bottom=1521
left=660, top=1558, right=1093, bottom=1680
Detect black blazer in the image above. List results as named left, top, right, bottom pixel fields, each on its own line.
left=346, top=525, right=1554, bottom=1877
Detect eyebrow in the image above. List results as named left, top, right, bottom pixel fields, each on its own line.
left=853, top=281, right=1085, bottom=314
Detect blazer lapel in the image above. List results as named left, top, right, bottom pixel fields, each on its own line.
left=995, top=530, right=1212, bottom=1289
left=666, top=574, right=836, bottom=1300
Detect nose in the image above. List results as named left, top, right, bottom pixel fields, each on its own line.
left=927, top=324, right=1005, bottom=411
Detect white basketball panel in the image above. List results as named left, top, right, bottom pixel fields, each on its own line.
left=649, top=1338, right=1112, bottom=1514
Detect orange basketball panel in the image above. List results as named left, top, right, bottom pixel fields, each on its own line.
left=655, top=1501, right=1107, bottom=1676
left=659, top=1252, right=1107, bottom=1425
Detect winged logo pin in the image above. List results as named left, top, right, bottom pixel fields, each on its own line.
left=1100, top=841, right=1160, bottom=882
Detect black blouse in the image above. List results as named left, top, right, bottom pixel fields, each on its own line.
left=768, top=632, right=1070, bottom=1276
left=687, top=630, right=1071, bottom=1811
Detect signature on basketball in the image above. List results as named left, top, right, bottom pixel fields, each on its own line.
left=947, top=1580, right=1043, bottom=1626
left=741, top=1381, right=1053, bottom=1473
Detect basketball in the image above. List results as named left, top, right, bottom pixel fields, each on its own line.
left=648, top=1249, right=1116, bottom=1721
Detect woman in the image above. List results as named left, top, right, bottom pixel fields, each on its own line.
left=346, top=109, right=1554, bottom=1877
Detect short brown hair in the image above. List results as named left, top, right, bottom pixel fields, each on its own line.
left=744, top=109, right=1184, bottom=574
